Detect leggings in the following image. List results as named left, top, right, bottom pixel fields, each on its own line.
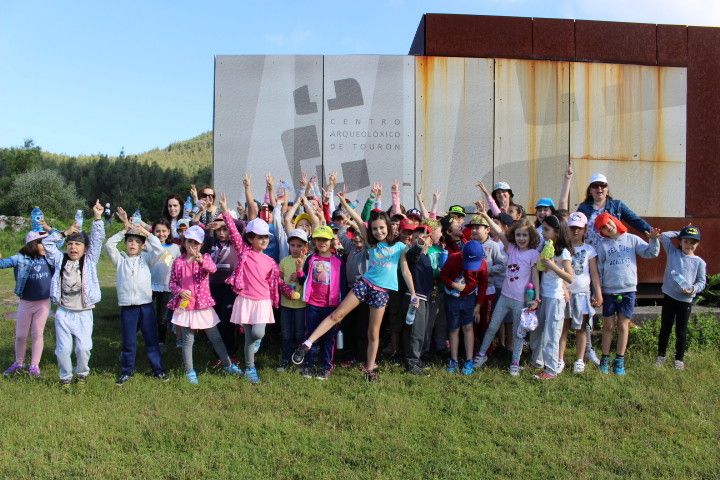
left=243, top=323, right=267, bottom=369
left=657, top=294, right=692, bottom=361
left=15, top=299, right=51, bottom=366
left=152, top=291, right=172, bottom=344
left=181, top=326, right=229, bottom=372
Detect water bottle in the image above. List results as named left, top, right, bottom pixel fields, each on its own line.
left=30, top=206, right=44, bottom=232
left=74, top=209, right=84, bottom=230
left=183, top=196, right=193, bottom=218
left=336, top=330, right=344, bottom=350
left=524, top=282, right=536, bottom=307
left=405, top=300, right=418, bottom=325
left=131, top=209, right=142, bottom=225
left=671, top=270, right=692, bottom=291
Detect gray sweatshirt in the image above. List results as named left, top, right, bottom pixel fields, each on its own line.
left=595, top=233, right=660, bottom=294
left=660, top=232, right=707, bottom=303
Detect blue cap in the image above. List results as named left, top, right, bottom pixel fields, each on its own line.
left=535, top=197, right=555, bottom=209
left=462, top=240, right=485, bottom=271
left=679, top=225, right=701, bottom=241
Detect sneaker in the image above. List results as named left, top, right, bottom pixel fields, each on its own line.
left=407, top=364, right=430, bottom=376
left=674, top=360, right=685, bottom=370
left=461, top=360, right=474, bottom=376
left=154, top=371, right=170, bottom=382
left=339, top=359, right=357, bottom=368
left=573, top=359, right=585, bottom=374
left=245, top=367, right=261, bottom=385
left=363, top=366, right=380, bottom=382
left=115, top=374, right=132, bottom=386
left=509, top=362, right=521, bottom=377
left=534, top=371, right=557, bottom=380
left=447, top=359, right=459, bottom=374
left=223, top=363, right=244, bottom=376
left=27, top=365, right=41, bottom=378
left=60, top=378, right=72, bottom=390
left=186, top=370, right=199, bottom=385
left=252, top=339, right=262, bottom=354
left=599, top=355, right=610, bottom=374
left=613, top=357, right=625, bottom=376
left=3, top=362, right=24, bottom=377
left=300, top=367, right=315, bottom=379
left=586, top=348, right=601, bottom=366
left=75, top=375, right=87, bottom=388
left=473, top=353, right=488, bottom=368
left=315, top=369, right=331, bottom=381
left=655, top=356, right=666, bottom=366
left=291, top=344, right=310, bottom=365
left=277, top=361, right=290, bottom=372
left=557, top=360, right=566, bottom=374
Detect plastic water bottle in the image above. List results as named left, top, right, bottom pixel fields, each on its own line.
left=183, top=196, right=193, bottom=218
left=74, top=209, right=84, bottom=230
left=524, top=282, right=536, bottom=307
left=671, top=270, right=692, bottom=290
left=30, top=207, right=44, bottom=232
left=336, top=330, right=344, bottom=350
left=405, top=300, right=418, bottom=325
left=131, top=209, right=142, bottom=225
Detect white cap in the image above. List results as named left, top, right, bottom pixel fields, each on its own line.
left=287, top=228, right=308, bottom=243
left=246, top=218, right=272, bottom=237
left=184, top=225, right=205, bottom=244
left=589, top=173, right=608, bottom=185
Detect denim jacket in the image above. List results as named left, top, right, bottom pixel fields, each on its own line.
left=48, top=220, right=106, bottom=308
left=577, top=199, right=652, bottom=234
left=0, top=231, right=64, bottom=298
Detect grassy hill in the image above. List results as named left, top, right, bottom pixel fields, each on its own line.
left=42, top=131, right=212, bottom=175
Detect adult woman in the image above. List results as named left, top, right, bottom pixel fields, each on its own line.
left=477, top=181, right=517, bottom=217
left=162, top=194, right=184, bottom=239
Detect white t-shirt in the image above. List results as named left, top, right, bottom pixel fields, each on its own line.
left=540, top=248, right=572, bottom=299
left=568, top=243, right=597, bottom=294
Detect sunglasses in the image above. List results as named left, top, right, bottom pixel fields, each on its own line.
left=590, top=183, right=607, bottom=189
left=200, top=192, right=215, bottom=198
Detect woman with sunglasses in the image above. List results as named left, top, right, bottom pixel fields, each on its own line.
left=190, top=184, right=221, bottom=226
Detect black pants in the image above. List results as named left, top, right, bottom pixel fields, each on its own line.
left=211, top=282, right=238, bottom=357
left=339, top=292, right=369, bottom=364
left=152, top=291, right=172, bottom=344
left=658, top=294, right=692, bottom=361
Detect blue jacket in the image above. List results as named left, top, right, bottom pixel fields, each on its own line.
left=48, top=220, right=106, bottom=309
left=0, top=231, right=64, bottom=298
left=577, top=199, right=652, bottom=233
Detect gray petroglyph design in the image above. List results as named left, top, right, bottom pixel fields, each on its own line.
left=281, top=125, right=321, bottom=183
left=293, top=85, right=318, bottom=115
left=327, top=78, right=364, bottom=110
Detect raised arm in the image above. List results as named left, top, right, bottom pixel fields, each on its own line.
left=390, top=179, right=402, bottom=216
left=558, top=163, right=573, bottom=210
left=429, top=189, right=441, bottom=219
left=86, top=200, right=106, bottom=265
left=338, top=192, right=367, bottom=245
left=477, top=181, right=501, bottom=217
left=416, top=186, right=430, bottom=220
left=284, top=193, right=305, bottom=234
left=244, top=173, right=258, bottom=221
left=476, top=201, right=509, bottom=250
left=219, top=193, right=246, bottom=254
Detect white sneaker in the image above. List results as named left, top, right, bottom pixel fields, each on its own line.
left=509, top=362, right=521, bottom=376
left=674, top=360, right=685, bottom=370
left=557, top=360, right=566, bottom=374
left=573, top=359, right=585, bottom=374
left=655, top=356, right=666, bottom=366
left=586, top=349, right=601, bottom=366
left=473, top=354, right=488, bottom=368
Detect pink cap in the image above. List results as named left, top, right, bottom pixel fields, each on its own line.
left=25, top=231, right=48, bottom=244
left=567, top=211, right=588, bottom=228
left=184, top=225, right=205, bottom=244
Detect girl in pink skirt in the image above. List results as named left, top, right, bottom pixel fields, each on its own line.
left=219, top=193, right=294, bottom=385
left=168, top=225, right=243, bottom=384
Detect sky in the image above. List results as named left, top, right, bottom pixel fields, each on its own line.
left=1, top=0, right=719, bottom=156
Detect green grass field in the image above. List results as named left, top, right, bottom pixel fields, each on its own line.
left=0, top=249, right=718, bottom=479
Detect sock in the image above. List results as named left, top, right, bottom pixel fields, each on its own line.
left=303, top=340, right=313, bottom=348
left=616, top=354, right=624, bottom=359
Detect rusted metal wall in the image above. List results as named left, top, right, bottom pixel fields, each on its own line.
left=569, top=63, right=687, bottom=217
left=494, top=59, right=570, bottom=210
left=415, top=57, right=494, bottom=210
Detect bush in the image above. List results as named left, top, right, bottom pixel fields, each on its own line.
left=629, top=313, right=720, bottom=352
left=697, top=273, right=720, bottom=307
left=1, top=169, right=84, bottom=218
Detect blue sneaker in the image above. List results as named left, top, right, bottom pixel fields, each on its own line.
left=447, top=359, right=459, bottom=374
left=461, top=360, right=474, bottom=376
left=186, top=369, right=199, bottom=385
left=252, top=339, right=262, bottom=354
left=224, top=363, right=243, bottom=376
left=613, top=357, right=626, bottom=375
left=599, top=356, right=610, bottom=375
left=245, top=367, right=261, bottom=385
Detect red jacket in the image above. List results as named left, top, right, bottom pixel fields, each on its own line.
left=439, top=253, right=488, bottom=305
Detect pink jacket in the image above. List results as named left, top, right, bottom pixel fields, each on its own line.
left=167, top=254, right=217, bottom=311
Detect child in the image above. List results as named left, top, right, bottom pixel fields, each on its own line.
left=403, top=224, right=434, bottom=375
left=1, top=223, right=67, bottom=378
left=529, top=215, right=574, bottom=380
left=220, top=194, right=292, bottom=385
left=168, top=225, right=243, bottom=384
left=278, top=228, right=309, bottom=371
left=558, top=212, right=603, bottom=374
left=149, top=219, right=181, bottom=351
left=47, top=200, right=106, bottom=388
left=594, top=212, right=660, bottom=375
left=106, top=208, right=168, bottom=385
left=292, top=192, right=417, bottom=383
left=439, top=240, right=488, bottom=375
left=656, top=226, right=706, bottom=370
left=474, top=213, right=541, bottom=376
left=298, top=225, right=347, bottom=380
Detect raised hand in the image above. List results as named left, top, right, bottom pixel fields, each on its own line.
left=242, top=173, right=251, bottom=188
left=474, top=201, right=487, bottom=214
left=92, top=199, right=104, bottom=220
left=391, top=179, right=400, bottom=193
left=476, top=181, right=490, bottom=196
left=646, top=228, right=661, bottom=240
left=219, top=193, right=229, bottom=213
left=565, top=163, right=574, bottom=179
left=433, top=189, right=441, bottom=204
left=190, top=184, right=198, bottom=200
left=115, top=207, right=129, bottom=226
left=327, top=171, right=337, bottom=190
left=299, top=172, right=309, bottom=189
left=266, top=172, right=274, bottom=190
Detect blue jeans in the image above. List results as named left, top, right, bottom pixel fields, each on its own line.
left=280, top=306, right=305, bottom=364
left=120, top=303, right=163, bottom=375
left=304, top=305, right=338, bottom=371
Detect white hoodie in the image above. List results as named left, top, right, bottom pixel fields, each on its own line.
left=106, top=230, right=164, bottom=306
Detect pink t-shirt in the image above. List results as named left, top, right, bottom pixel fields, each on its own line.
left=501, top=244, right=540, bottom=302
left=307, top=258, right=332, bottom=307
left=239, top=249, right=276, bottom=301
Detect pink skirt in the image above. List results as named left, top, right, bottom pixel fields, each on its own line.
left=171, top=308, right=220, bottom=329
left=229, top=295, right=275, bottom=325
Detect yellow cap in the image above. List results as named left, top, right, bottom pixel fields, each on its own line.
left=312, top=225, right=335, bottom=240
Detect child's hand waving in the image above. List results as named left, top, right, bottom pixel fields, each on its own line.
left=219, top=193, right=229, bottom=213
left=92, top=199, right=104, bottom=220
left=115, top=207, right=129, bottom=227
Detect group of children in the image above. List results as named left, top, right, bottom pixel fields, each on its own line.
left=0, top=169, right=707, bottom=386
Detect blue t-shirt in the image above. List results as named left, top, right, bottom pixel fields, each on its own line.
left=21, top=258, right=52, bottom=301
left=362, top=241, right=406, bottom=291
left=264, top=223, right=279, bottom=263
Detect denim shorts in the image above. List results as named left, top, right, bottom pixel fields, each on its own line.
left=444, top=293, right=476, bottom=331
left=352, top=279, right=390, bottom=309
left=602, top=291, right=636, bottom=319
